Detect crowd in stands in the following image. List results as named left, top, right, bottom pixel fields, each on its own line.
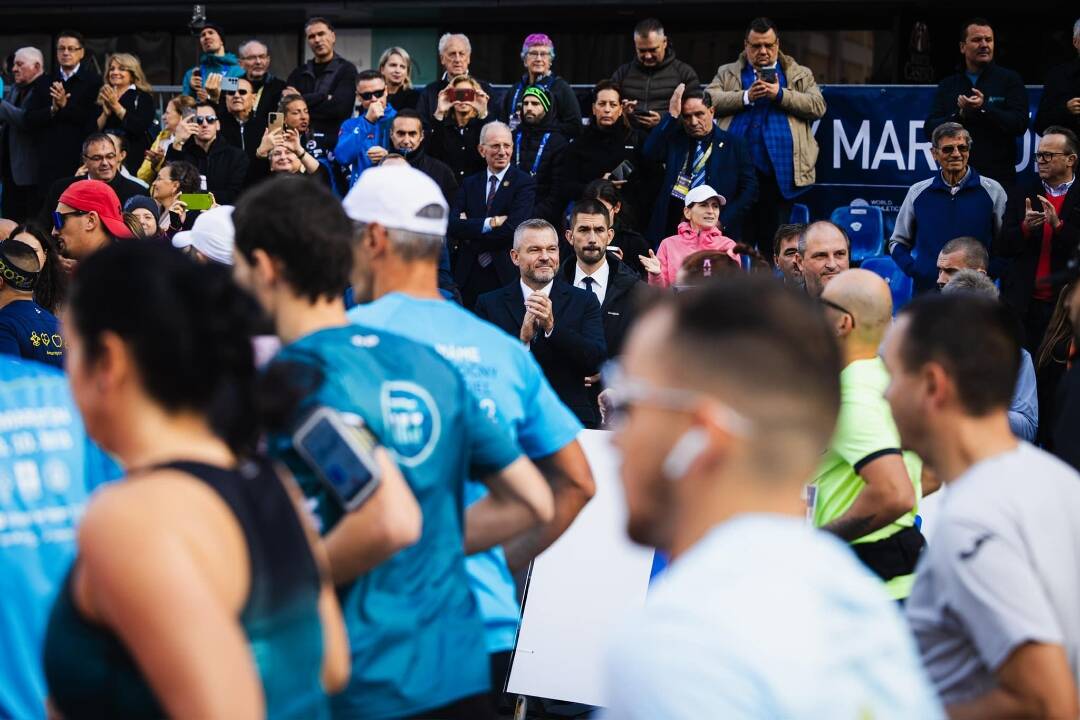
left=2, top=11, right=1080, bottom=720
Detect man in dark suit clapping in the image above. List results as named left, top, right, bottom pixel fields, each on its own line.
left=449, top=121, right=536, bottom=309
left=475, top=219, right=607, bottom=428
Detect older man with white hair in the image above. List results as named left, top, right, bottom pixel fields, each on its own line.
left=888, top=121, right=1007, bottom=296
left=449, top=120, right=537, bottom=308
left=416, top=33, right=495, bottom=128
left=0, top=47, right=51, bottom=221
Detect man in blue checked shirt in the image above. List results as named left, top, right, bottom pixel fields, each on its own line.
left=706, top=16, right=826, bottom=261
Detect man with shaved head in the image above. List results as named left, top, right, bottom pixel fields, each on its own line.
left=796, top=220, right=850, bottom=298
left=810, top=269, right=926, bottom=600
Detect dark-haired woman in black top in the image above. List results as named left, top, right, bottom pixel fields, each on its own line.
left=43, top=242, right=355, bottom=719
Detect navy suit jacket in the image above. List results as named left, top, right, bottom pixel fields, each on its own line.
left=449, top=165, right=536, bottom=291
left=475, top=279, right=606, bottom=428
left=643, top=114, right=758, bottom=246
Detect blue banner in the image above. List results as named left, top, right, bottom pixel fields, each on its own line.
left=802, top=85, right=1043, bottom=236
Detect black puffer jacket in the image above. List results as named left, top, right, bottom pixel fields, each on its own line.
left=610, top=48, right=700, bottom=116
left=165, top=137, right=249, bottom=204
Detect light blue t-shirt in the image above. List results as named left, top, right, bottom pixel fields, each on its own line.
left=603, top=515, right=944, bottom=719
left=0, top=357, right=120, bottom=720
left=266, top=323, right=522, bottom=719
left=349, top=293, right=582, bottom=653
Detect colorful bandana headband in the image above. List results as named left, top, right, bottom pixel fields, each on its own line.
left=0, top=241, right=39, bottom=292
left=522, top=85, right=551, bottom=112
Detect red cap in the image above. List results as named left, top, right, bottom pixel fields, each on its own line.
left=58, top=180, right=135, bottom=240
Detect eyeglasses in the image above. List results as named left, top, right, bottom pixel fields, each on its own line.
left=820, top=297, right=857, bottom=327
left=600, top=361, right=752, bottom=433
left=1035, top=151, right=1072, bottom=163
left=526, top=50, right=551, bottom=58
left=84, top=153, right=117, bottom=163
left=194, top=115, right=218, bottom=124
left=241, top=53, right=269, bottom=62
left=224, top=89, right=250, bottom=96
left=358, top=89, right=385, bottom=100
left=57, top=45, right=83, bottom=53
left=937, top=144, right=969, bottom=156
left=52, top=210, right=88, bottom=231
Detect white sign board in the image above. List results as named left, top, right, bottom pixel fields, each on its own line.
left=506, top=429, right=656, bottom=707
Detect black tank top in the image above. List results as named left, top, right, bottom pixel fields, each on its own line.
left=44, top=459, right=329, bottom=719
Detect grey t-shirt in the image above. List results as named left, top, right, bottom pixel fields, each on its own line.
left=907, top=443, right=1080, bottom=704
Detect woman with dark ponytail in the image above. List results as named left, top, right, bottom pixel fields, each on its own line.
left=5, top=223, right=68, bottom=313
left=43, top=242, right=350, bottom=719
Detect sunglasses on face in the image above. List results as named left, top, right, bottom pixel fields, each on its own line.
left=358, top=89, right=385, bottom=100
left=937, top=144, right=969, bottom=156
left=194, top=115, right=218, bottom=124
left=224, top=89, right=250, bottom=97
left=53, top=210, right=88, bottom=231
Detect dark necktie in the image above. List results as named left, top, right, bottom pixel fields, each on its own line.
left=486, top=174, right=499, bottom=213
left=582, top=276, right=597, bottom=297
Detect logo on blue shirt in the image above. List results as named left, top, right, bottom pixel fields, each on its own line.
left=380, top=381, right=441, bottom=467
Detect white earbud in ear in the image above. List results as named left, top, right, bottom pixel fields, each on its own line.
left=662, top=427, right=710, bottom=482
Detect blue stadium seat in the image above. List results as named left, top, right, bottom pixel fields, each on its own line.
left=861, top=255, right=913, bottom=313
left=789, top=203, right=810, bottom=225
left=830, top=203, right=884, bottom=263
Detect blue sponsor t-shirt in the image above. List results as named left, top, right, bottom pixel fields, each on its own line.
left=0, top=356, right=120, bottom=720
left=266, top=324, right=522, bottom=719
left=349, top=293, right=582, bottom=653
left=0, top=300, right=64, bottom=369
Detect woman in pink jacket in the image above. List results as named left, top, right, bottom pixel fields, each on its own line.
left=640, top=185, right=740, bottom=288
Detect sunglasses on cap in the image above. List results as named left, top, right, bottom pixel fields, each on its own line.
left=223, top=89, right=250, bottom=97
left=193, top=115, right=218, bottom=125
left=53, top=209, right=89, bottom=231
left=358, top=89, right=385, bottom=100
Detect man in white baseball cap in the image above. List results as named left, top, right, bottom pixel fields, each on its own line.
left=342, top=163, right=460, bottom=302
left=172, top=205, right=236, bottom=265
left=345, top=164, right=594, bottom=711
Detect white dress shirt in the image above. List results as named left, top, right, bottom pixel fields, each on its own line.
left=573, top=260, right=609, bottom=306
left=481, top=165, right=511, bottom=233
left=520, top=279, right=554, bottom=339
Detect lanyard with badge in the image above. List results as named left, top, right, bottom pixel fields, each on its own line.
left=670, top=141, right=714, bottom=201
left=516, top=132, right=551, bottom=176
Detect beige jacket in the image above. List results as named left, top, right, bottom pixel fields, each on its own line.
left=706, top=52, right=826, bottom=187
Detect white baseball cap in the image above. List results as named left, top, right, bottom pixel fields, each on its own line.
left=172, top=205, right=235, bottom=265
left=342, top=164, right=448, bottom=236
left=684, top=184, right=727, bottom=208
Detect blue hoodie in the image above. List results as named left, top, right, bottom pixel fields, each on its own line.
left=181, top=52, right=246, bottom=97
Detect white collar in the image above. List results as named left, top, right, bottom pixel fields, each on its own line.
left=60, top=63, right=80, bottom=81
left=574, top=259, right=610, bottom=288
left=521, top=279, right=553, bottom=299
left=488, top=165, right=510, bottom=184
